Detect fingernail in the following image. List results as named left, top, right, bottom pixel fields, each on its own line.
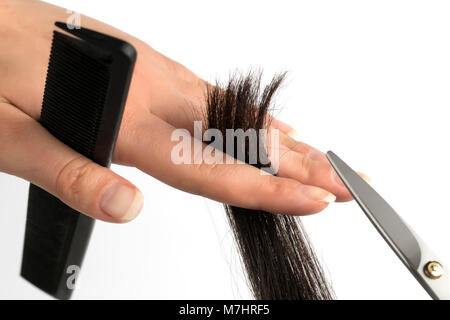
left=298, top=185, right=336, bottom=203
left=287, top=128, right=299, bottom=139
left=360, top=173, right=372, bottom=184
left=100, top=184, right=143, bottom=221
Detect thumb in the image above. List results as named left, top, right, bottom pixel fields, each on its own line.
left=0, top=101, right=143, bottom=223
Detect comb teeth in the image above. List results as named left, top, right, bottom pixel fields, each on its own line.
left=40, top=31, right=111, bottom=158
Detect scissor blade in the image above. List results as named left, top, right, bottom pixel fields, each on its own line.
left=326, top=151, right=421, bottom=270
left=326, top=151, right=450, bottom=300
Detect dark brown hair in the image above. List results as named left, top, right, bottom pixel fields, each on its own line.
left=205, top=71, right=334, bottom=300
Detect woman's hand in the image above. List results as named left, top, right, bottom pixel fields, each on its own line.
left=0, top=0, right=367, bottom=223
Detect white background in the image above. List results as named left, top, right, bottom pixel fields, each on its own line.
left=1, top=0, right=450, bottom=299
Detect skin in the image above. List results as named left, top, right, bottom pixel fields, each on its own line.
left=0, top=0, right=366, bottom=223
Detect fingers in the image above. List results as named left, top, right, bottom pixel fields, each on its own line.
left=0, top=102, right=143, bottom=223
left=149, top=79, right=296, bottom=139
left=270, top=117, right=298, bottom=138
left=149, top=86, right=204, bottom=133
left=157, top=53, right=209, bottom=89
left=117, top=113, right=335, bottom=215
left=132, top=59, right=205, bottom=133
left=276, top=131, right=370, bottom=202
left=277, top=147, right=352, bottom=201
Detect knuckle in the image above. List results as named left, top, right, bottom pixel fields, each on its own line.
left=195, top=158, right=220, bottom=182
left=55, top=157, right=97, bottom=202
left=0, top=119, right=27, bottom=150
left=133, top=39, right=149, bottom=54
left=298, top=154, right=313, bottom=179
left=261, top=175, right=285, bottom=196
left=254, top=175, right=291, bottom=211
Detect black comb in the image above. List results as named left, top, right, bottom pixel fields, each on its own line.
left=21, top=22, right=136, bottom=300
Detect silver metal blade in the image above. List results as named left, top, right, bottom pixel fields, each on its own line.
left=326, top=151, right=450, bottom=300
left=326, top=151, right=421, bottom=268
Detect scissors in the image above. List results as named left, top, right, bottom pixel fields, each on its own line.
left=326, top=151, right=450, bottom=300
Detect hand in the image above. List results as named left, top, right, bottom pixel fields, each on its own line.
left=0, top=0, right=367, bottom=223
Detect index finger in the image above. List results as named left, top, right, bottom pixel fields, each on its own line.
left=115, top=114, right=336, bottom=215
left=277, top=131, right=370, bottom=201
